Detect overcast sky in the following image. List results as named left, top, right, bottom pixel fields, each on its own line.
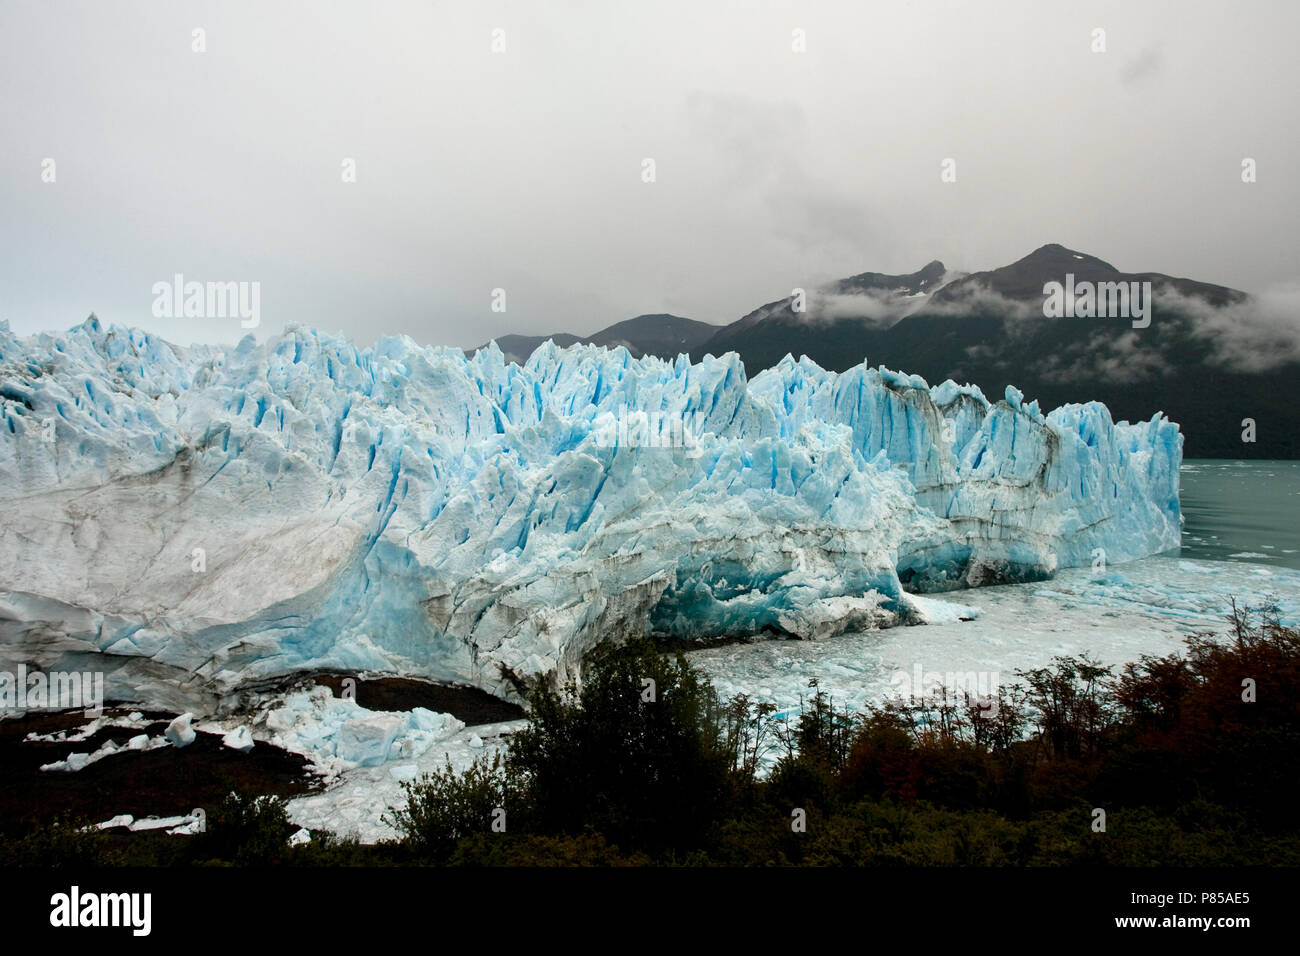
left=2, top=0, right=1297, bottom=349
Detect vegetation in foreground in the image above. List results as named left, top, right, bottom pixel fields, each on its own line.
left=5, top=600, right=1299, bottom=866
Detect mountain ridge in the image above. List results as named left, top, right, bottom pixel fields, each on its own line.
left=475, top=244, right=1291, bottom=457
left=471, top=313, right=720, bottom=364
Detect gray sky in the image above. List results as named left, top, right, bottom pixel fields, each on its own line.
left=2, top=0, right=1297, bottom=349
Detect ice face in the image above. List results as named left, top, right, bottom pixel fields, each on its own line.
left=689, top=556, right=1300, bottom=735
left=0, top=319, right=1182, bottom=709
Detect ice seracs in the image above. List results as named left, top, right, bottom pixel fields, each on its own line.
left=0, top=319, right=1182, bottom=712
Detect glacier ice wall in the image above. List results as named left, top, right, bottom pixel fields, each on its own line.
left=0, top=318, right=1181, bottom=710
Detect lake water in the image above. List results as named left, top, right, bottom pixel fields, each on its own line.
left=1177, top=460, right=1300, bottom=570
left=689, top=460, right=1300, bottom=715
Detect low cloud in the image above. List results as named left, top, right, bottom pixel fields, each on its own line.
left=813, top=289, right=925, bottom=325
left=806, top=272, right=1041, bottom=326
left=1161, top=285, right=1300, bottom=372
left=920, top=281, right=1042, bottom=321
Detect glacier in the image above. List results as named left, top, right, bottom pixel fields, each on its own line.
left=0, top=317, right=1182, bottom=713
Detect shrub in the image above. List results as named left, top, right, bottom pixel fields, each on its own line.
left=505, top=636, right=733, bottom=854
left=2, top=816, right=122, bottom=867
left=385, top=753, right=518, bottom=862
left=192, top=791, right=295, bottom=865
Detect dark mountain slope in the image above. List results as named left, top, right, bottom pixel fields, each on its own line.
left=700, top=245, right=1292, bottom=458
left=472, top=314, right=720, bottom=364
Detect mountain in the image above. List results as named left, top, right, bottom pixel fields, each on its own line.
left=701, top=244, right=1292, bottom=459
left=587, top=313, right=722, bottom=356
left=721, top=260, right=950, bottom=337
left=475, top=332, right=584, bottom=365
left=473, top=313, right=721, bottom=364
left=927, top=244, right=1241, bottom=306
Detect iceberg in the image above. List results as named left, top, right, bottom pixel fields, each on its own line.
left=0, top=318, right=1182, bottom=711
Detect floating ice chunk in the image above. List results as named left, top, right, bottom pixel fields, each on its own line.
left=130, top=815, right=188, bottom=832
left=167, top=813, right=206, bottom=835
left=222, top=726, right=255, bottom=752
left=409, top=707, right=457, bottom=734
left=164, top=713, right=196, bottom=748
left=902, top=593, right=982, bottom=625
left=259, top=688, right=463, bottom=774
left=265, top=707, right=298, bottom=733
left=336, top=713, right=405, bottom=767
left=25, top=717, right=110, bottom=743
left=39, top=754, right=83, bottom=772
